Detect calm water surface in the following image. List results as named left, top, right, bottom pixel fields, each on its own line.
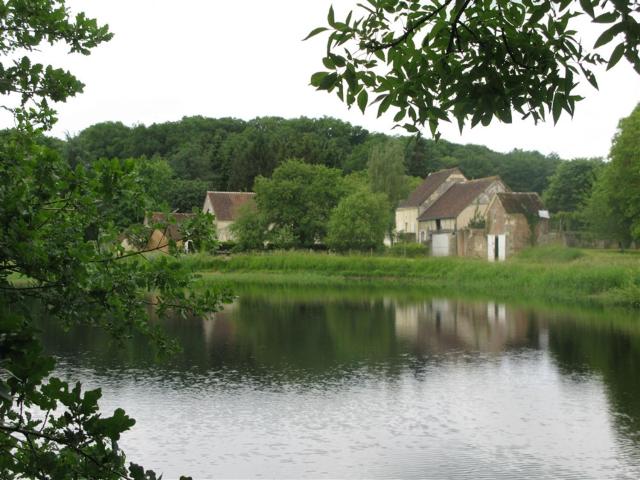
left=43, top=288, right=640, bottom=479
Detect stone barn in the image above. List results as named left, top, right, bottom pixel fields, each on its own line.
left=417, top=176, right=508, bottom=256
left=202, top=191, right=256, bottom=242
left=486, top=192, right=550, bottom=261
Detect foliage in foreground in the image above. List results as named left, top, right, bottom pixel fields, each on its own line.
left=0, top=1, right=225, bottom=478
left=0, top=134, right=225, bottom=479
left=308, top=0, right=639, bottom=136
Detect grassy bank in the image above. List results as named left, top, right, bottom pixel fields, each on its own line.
left=185, top=246, right=640, bottom=309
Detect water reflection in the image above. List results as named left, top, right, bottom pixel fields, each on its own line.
left=42, top=291, right=640, bottom=478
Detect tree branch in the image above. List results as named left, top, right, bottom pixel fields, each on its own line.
left=367, top=0, right=453, bottom=51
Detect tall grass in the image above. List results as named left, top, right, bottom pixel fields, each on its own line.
left=516, top=245, right=585, bottom=263
left=181, top=249, right=640, bottom=309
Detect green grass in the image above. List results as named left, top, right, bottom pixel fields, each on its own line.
left=183, top=248, right=640, bottom=309
left=516, top=245, right=585, bottom=263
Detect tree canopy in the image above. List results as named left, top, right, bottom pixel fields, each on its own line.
left=544, top=157, right=603, bottom=213
left=326, top=189, right=390, bottom=251
left=254, top=159, right=346, bottom=246
left=57, top=115, right=564, bottom=216
left=308, top=0, right=640, bottom=136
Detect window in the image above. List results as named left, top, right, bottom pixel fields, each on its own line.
left=436, top=219, right=442, bottom=231
left=404, top=222, right=408, bottom=232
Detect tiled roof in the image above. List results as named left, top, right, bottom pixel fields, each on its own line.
left=497, top=192, right=544, bottom=216
left=418, top=177, right=501, bottom=221
left=205, top=191, right=256, bottom=221
left=398, top=168, right=464, bottom=208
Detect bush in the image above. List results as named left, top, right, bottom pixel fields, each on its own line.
left=326, top=190, right=389, bottom=251
left=229, top=204, right=268, bottom=251
left=387, top=242, right=429, bottom=257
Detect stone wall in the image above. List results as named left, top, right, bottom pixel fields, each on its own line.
left=457, top=228, right=487, bottom=258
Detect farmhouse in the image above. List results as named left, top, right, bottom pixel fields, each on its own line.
left=485, top=192, right=550, bottom=260
left=145, top=212, right=195, bottom=253
left=395, top=168, right=467, bottom=240
left=417, top=177, right=508, bottom=256
left=203, top=191, right=256, bottom=241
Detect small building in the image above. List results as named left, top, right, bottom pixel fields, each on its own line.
left=486, top=192, right=550, bottom=261
left=145, top=212, right=195, bottom=253
left=395, top=168, right=467, bottom=241
left=417, top=177, right=508, bottom=256
left=202, top=191, right=256, bottom=242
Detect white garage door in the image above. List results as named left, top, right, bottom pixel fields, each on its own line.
left=432, top=233, right=450, bottom=257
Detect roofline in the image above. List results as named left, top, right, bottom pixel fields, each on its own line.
left=465, top=175, right=502, bottom=183
left=427, top=167, right=462, bottom=176
left=497, top=191, right=540, bottom=196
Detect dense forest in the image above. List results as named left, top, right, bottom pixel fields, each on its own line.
left=43, top=116, right=564, bottom=212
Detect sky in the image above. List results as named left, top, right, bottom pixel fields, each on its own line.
left=14, top=0, right=640, bottom=159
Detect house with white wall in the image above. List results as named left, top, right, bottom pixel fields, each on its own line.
left=202, top=191, right=256, bottom=242
left=395, top=168, right=466, bottom=241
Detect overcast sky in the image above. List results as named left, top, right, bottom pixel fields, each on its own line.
left=18, top=0, right=640, bottom=159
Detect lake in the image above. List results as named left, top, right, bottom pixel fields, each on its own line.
left=43, top=287, right=640, bottom=479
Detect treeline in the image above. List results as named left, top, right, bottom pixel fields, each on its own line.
left=542, top=104, right=640, bottom=248
left=47, top=116, right=562, bottom=211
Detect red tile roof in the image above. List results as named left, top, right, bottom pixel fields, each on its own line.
left=398, top=168, right=464, bottom=208
left=205, top=192, right=256, bottom=221
left=418, top=177, right=502, bottom=221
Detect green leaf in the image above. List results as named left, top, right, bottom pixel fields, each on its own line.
left=528, top=5, right=548, bottom=25
left=377, top=94, right=393, bottom=117
left=322, top=56, right=335, bottom=69
left=607, top=43, right=625, bottom=70
left=328, top=5, right=335, bottom=27
left=310, top=71, right=328, bottom=87
left=593, top=12, right=618, bottom=24
left=579, top=0, right=595, bottom=18
left=552, top=94, right=564, bottom=124
left=303, top=27, right=328, bottom=41
left=319, top=72, right=339, bottom=91
left=593, top=22, right=625, bottom=49
left=357, top=89, right=368, bottom=113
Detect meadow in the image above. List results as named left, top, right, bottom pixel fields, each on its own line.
left=181, top=246, right=640, bottom=309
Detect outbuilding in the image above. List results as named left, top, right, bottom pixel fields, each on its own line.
left=485, top=192, right=550, bottom=261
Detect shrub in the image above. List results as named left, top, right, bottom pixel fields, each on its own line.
left=326, top=190, right=389, bottom=252
left=229, top=203, right=268, bottom=251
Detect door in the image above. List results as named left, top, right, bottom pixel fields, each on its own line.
left=488, top=234, right=507, bottom=261
left=497, top=234, right=506, bottom=261
left=487, top=235, right=495, bottom=262
left=432, top=233, right=450, bottom=257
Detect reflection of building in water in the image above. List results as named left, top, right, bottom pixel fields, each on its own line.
left=202, top=300, right=238, bottom=347
left=394, top=298, right=547, bottom=354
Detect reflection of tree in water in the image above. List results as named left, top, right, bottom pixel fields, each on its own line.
left=548, top=318, right=640, bottom=447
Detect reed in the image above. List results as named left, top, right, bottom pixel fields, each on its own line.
left=182, top=248, right=640, bottom=309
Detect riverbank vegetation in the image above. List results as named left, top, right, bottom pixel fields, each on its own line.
left=182, top=247, right=640, bottom=309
